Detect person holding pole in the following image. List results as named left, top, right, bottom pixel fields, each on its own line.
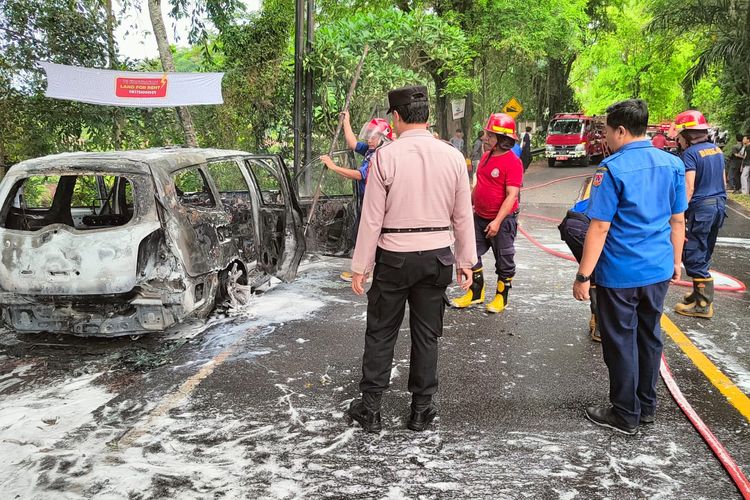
left=346, top=85, right=476, bottom=433
left=320, top=112, right=392, bottom=281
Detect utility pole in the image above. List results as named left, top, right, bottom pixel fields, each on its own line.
left=304, top=0, right=314, bottom=167
left=293, top=0, right=305, bottom=174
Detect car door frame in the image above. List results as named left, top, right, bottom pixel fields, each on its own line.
left=293, top=150, right=358, bottom=256
left=241, top=154, right=306, bottom=282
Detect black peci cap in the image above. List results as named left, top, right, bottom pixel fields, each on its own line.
left=387, top=85, right=429, bottom=114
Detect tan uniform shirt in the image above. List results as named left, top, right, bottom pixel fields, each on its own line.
left=351, top=128, right=477, bottom=274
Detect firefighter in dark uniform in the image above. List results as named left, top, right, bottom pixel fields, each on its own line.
left=347, top=85, right=476, bottom=433
left=672, top=110, right=727, bottom=318
left=558, top=177, right=600, bottom=341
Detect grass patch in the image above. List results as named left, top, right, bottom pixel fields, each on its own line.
left=728, top=192, right=750, bottom=211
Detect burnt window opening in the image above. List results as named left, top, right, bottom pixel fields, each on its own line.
left=246, top=159, right=285, bottom=205
left=0, top=174, right=135, bottom=231
left=173, top=167, right=216, bottom=208
left=205, top=160, right=252, bottom=211
left=295, top=151, right=355, bottom=199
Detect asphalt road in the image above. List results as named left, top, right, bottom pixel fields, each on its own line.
left=1, top=159, right=748, bottom=499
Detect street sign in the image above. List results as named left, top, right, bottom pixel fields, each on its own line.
left=451, top=99, right=466, bottom=119
left=502, top=97, right=523, bottom=119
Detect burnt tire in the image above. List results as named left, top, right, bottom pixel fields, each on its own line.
left=216, top=263, right=248, bottom=304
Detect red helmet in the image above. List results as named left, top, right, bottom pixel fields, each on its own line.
left=360, top=118, right=393, bottom=142
left=674, top=110, right=709, bottom=132
left=484, top=113, right=518, bottom=140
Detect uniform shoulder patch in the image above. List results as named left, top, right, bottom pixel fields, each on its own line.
left=593, top=169, right=606, bottom=187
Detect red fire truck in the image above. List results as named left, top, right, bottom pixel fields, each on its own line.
left=545, top=113, right=608, bottom=167
left=646, top=122, right=678, bottom=153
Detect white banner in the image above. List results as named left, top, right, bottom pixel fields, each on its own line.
left=41, top=62, right=224, bottom=107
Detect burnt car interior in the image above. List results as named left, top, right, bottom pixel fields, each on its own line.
left=0, top=174, right=134, bottom=231
left=245, top=158, right=288, bottom=269
left=294, top=150, right=357, bottom=255
left=173, top=168, right=216, bottom=208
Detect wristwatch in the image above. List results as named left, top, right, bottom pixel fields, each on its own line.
left=575, top=273, right=591, bottom=283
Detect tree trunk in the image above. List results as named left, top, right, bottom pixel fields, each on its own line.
left=432, top=71, right=448, bottom=140
left=105, top=0, right=124, bottom=149
left=546, top=57, right=576, bottom=117
left=463, top=91, right=474, bottom=155
left=0, top=132, right=6, bottom=179
left=147, top=0, right=198, bottom=147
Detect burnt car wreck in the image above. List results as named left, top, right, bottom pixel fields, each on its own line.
left=0, top=148, right=308, bottom=337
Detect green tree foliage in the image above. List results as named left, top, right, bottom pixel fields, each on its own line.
left=1, top=0, right=746, bottom=171
left=570, top=0, right=695, bottom=121
left=650, top=0, right=750, bottom=133
left=309, top=7, right=475, bottom=138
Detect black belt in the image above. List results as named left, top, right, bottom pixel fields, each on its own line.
left=381, top=226, right=450, bottom=234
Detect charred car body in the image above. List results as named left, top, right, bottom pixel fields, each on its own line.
left=0, top=148, right=307, bottom=337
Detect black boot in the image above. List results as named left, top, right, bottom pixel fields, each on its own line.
left=347, top=392, right=382, bottom=433
left=674, top=278, right=715, bottom=318
left=407, top=394, right=438, bottom=431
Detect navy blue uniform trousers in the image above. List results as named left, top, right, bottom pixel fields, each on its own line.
left=683, top=197, right=725, bottom=279
left=596, top=280, right=670, bottom=427
left=360, top=247, right=454, bottom=396
left=472, top=213, right=518, bottom=279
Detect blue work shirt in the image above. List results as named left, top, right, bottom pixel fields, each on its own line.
left=354, top=141, right=374, bottom=200
left=586, top=140, right=688, bottom=288
left=512, top=143, right=522, bottom=158
left=680, top=142, right=727, bottom=208
left=571, top=198, right=589, bottom=213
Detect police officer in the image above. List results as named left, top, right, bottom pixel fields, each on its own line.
left=347, top=85, right=476, bottom=433
left=573, top=99, right=686, bottom=435
left=558, top=177, right=600, bottom=341
left=672, top=110, right=727, bottom=318
left=451, top=113, right=523, bottom=313
left=321, top=113, right=393, bottom=282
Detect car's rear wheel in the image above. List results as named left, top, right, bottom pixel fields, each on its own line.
left=217, top=262, right=248, bottom=305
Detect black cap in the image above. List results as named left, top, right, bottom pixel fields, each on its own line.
left=387, top=85, right=429, bottom=114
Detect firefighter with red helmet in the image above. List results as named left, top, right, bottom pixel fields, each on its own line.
left=321, top=113, right=393, bottom=281
left=451, top=113, right=524, bottom=313
left=672, top=110, right=727, bottom=318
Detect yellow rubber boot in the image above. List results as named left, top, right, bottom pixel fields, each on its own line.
left=674, top=278, right=714, bottom=318
left=451, top=269, right=485, bottom=308
left=486, top=278, right=511, bottom=314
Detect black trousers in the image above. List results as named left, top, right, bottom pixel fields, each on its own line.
left=558, top=210, right=595, bottom=283
left=360, top=246, right=454, bottom=396
left=597, top=280, right=670, bottom=427
left=473, top=213, right=518, bottom=279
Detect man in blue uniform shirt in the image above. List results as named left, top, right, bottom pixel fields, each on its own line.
left=671, top=110, right=727, bottom=318
left=573, top=99, right=687, bottom=435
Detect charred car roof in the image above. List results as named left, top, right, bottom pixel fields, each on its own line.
left=9, top=147, right=256, bottom=175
